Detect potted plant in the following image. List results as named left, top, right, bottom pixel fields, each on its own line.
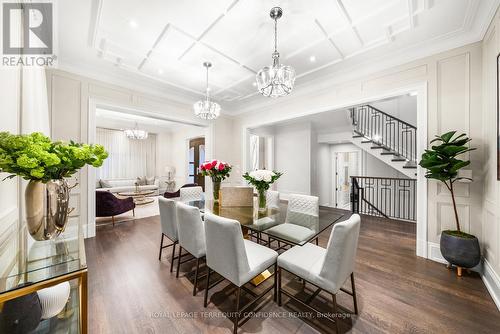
left=199, top=160, right=232, bottom=203
left=419, top=131, right=479, bottom=276
left=0, top=132, right=108, bottom=240
left=242, top=170, right=283, bottom=211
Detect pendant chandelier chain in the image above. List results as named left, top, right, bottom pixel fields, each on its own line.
left=274, top=17, right=278, bottom=53
left=205, top=65, right=210, bottom=100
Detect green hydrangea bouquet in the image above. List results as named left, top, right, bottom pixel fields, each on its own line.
left=0, top=132, right=108, bottom=182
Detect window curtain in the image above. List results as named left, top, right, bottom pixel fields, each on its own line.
left=22, top=67, right=50, bottom=135
left=95, top=128, right=157, bottom=180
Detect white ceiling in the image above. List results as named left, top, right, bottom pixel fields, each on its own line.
left=95, top=108, right=201, bottom=133
left=58, top=0, right=498, bottom=114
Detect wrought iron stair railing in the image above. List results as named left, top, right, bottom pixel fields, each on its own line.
left=350, top=105, right=417, bottom=166
left=351, top=176, right=416, bottom=222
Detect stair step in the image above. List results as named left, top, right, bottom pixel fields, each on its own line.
left=352, top=135, right=363, bottom=138
left=380, top=152, right=397, bottom=155
left=392, top=158, right=407, bottom=162
left=361, top=140, right=372, bottom=143
left=371, top=146, right=385, bottom=149
left=403, top=165, right=417, bottom=169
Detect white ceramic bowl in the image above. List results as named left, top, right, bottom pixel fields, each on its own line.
left=37, top=281, right=71, bottom=319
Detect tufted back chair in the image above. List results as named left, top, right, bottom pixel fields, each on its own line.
left=180, top=186, right=203, bottom=202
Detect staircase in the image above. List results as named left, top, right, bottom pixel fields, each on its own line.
left=349, top=105, right=417, bottom=179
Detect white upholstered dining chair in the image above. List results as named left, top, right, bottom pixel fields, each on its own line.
left=203, top=213, right=278, bottom=334
left=277, top=214, right=361, bottom=332
left=265, top=194, right=320, bottom=246
left=180, top=186, right=203, bottom=202
left=158, top=197, right=179, bottom=272
left=266, top=190, right=280, bottom=209
left=175, top=202, right=206, bottom=295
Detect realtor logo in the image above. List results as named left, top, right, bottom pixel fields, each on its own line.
left=2, top=2, right=56, bottom=66
left=3, top=2, right=53, bottom=55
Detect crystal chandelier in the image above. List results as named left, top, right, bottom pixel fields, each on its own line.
left=194, top=62, right=221, bottom=120
left=124, top=122, right=148, bottom=140
left=256, top=7, right=296, bottom=98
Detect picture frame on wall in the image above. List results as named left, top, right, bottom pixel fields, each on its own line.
left=498, top=53, right=500, bottom=180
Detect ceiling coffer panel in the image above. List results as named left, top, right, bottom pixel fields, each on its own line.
left=88, top=0, right=488, bottom=106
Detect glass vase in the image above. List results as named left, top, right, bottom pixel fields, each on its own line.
left=258, top=188, right=267, bottom=212
left=213, top=180, right=221, bottom=203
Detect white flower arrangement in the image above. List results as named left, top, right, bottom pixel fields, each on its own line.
left=248, top=169, right=275, bottom=183
left=242, top=169, right=283, bottom=191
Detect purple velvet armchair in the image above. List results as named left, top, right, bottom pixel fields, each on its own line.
left=96, top=191, right=135, bottom=226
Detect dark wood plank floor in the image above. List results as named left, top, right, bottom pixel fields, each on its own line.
left=85, top=208, right=500, bottom=334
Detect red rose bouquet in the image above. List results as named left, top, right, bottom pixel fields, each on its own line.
left=199, top=160, right=232, bottom=201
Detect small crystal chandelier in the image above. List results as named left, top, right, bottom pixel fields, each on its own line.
left=194, top=62, right=221, bottom=120
left=124, top=122, right=148, bottom=140
left=256, top=7, right=296, bottom=98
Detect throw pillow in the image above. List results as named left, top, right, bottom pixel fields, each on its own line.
left=99, top=179, right=112, bottom=188
left=136, top=177, right=147, bottom=186
left=146, top=176, right=155, bottom=185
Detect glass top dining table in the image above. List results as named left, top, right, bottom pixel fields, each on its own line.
left=186, top=198, right=345, bottom=246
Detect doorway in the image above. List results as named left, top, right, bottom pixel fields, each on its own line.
left=334, top=151, right=359, bottom=209
left=189, top=137, right=205, bottom=191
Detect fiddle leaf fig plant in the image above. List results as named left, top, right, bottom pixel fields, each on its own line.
left=419, top=131, right=475, bottom=236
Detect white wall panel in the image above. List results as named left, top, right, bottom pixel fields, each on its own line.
left=481, top=7, right=500, bottom=309
left=436, top=54, right=470, bottom=135
left=51, top=75, right=82, bottom=141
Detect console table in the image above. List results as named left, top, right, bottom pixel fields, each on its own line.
left=0, top=233, right=87, bottom=333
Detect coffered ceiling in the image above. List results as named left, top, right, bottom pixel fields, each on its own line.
left=58, top=0, right=498, bottom=113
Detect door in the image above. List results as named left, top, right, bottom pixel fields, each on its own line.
left=335, top=151, right=359, bottom=209
left=188, top=137, right=205, bottom=191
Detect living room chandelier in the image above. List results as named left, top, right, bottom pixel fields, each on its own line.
left=256, top=7, right=296, bottom=98
left=124, top=122, right=148, bottom=140
left=193, top=62, right=220, bottom=120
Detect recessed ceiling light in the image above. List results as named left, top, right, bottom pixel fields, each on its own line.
left=129, top=20, right=138, bottom=28
left=158, top=69, right=163, bottom=75
left=309, top=55, right=316, bottom=62
left=252, top=82, right=257, bottom=87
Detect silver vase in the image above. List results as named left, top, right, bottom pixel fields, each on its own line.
left=25, top=179, right=71, bottom=241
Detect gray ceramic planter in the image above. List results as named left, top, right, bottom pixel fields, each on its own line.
left=440, top=230, right=480, bottom=269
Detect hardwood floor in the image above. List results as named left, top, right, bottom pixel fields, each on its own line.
left=85, top=208, right=500, bottom=333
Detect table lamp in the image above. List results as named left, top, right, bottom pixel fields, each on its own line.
left=164, top=166, right=176, bottom=181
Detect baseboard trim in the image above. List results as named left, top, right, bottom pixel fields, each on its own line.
left=481, top=258, right=500, bottom=311
left=416, top=238, right=427, bottom=258
left=427, top=242, right=447, bottom=264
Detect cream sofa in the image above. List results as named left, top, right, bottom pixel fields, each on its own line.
left=96, top=178, right=160, bottom=195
